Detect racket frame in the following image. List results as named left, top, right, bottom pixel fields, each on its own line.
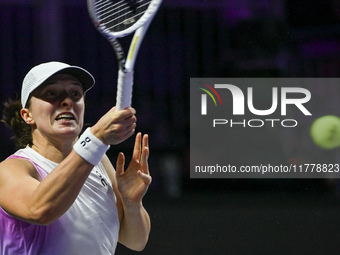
left=87, top=0, right=162, bottom=109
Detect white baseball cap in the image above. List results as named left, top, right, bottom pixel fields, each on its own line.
left=21, top=61, right=95, bottom=107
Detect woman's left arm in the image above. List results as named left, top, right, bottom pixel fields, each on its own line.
left=102, top=133, right=151, bottom=251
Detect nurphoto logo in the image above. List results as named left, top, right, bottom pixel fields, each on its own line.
left=190, top=78, right=340, bottom=179
left=197, top=81, right=312, bottom=128
left=197, top=82, right=223, bottom=115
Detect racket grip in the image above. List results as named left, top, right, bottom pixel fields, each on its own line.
left=116, top=69, right=133, bottom=111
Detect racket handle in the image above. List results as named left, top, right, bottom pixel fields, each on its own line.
left=116, top=69, right=133, bottom=111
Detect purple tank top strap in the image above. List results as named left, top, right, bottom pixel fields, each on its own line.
left=8, top=154, right=48, bottom=180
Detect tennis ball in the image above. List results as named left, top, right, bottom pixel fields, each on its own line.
left=310, top=115, right=340, bottom=149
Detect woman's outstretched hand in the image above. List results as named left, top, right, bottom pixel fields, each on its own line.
left=115, top=133, right=151, bottom=208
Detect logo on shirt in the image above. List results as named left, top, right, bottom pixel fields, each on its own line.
left=95, top=169, right=108, bottom=187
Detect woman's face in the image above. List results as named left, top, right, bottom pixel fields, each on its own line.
left=26, top=73, right=85, bottom=140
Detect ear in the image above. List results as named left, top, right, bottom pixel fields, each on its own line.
left=20, top=108, right=35, bottom=125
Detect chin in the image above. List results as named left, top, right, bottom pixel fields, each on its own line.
left=57, top=126, right=81, bottom=137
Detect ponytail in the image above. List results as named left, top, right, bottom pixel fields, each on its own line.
left=1, top=99, right=32, bottom=149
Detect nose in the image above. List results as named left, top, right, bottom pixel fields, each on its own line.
left=60, top=94, right=73, bottom=108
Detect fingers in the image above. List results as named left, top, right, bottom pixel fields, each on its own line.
left=132, top=132, right=142, bottom=160
left=142, top=134, right=149, bottom=150
left=108, top=106, right=116, bottom=113
left=113, top=107, right=136, bottom=131
left=140, top=135, right=149, bottom=174
left=115, top=107, right=137, bottom=140
left=137, top=170, right=152, bottom=185
left=131, top=133, right=150, bottom=173
left=115, top=152, right=125, bottom=176
left=117, top=134, right=151, bottom=187
left=97, top=107, right=136, bottom=145
left=114, top=107, right=136, bottom=118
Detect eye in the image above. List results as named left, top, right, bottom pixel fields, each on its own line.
left=45, top=90, right=58, bottom=98
left=70, top=89, right=84, bottom=100
left=47, top=91, right=56, bottom=95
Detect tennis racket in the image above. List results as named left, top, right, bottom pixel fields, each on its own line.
left=87, top=0, right=163, bottom=110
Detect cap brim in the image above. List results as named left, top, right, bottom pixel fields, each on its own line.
left=55, top=66, right=95, bottom=92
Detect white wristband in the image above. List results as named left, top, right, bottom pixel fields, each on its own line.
left=73, top=127, right=110, bottom=166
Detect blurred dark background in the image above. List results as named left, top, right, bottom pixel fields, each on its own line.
left=1, top=0, right=340, bottom=254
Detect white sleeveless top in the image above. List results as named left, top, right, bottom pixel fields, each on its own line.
left=0, top=146, right=120, bottom=255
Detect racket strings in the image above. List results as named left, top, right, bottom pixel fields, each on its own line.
left=95, top=0, right=151, bottom=32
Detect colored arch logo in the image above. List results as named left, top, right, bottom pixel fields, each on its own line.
left=197, top=82, right=222, bottom=115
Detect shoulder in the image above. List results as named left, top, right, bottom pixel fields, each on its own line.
left=0, top=157, right=42, bottom=221
left=0, top=157, right=41, bottom=183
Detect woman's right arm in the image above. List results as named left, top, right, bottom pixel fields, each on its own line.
left=0, top=152, right=94, bottom=225
left=0, top=107, right=137, bottom=225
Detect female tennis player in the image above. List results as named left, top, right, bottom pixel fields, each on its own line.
left=0, top=61, right=151, bottom=255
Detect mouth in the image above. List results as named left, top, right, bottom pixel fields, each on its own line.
left=55, top=113, right=75, bottom=122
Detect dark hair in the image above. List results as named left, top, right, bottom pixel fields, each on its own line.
left=1, top=99, right=32, bottom=149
